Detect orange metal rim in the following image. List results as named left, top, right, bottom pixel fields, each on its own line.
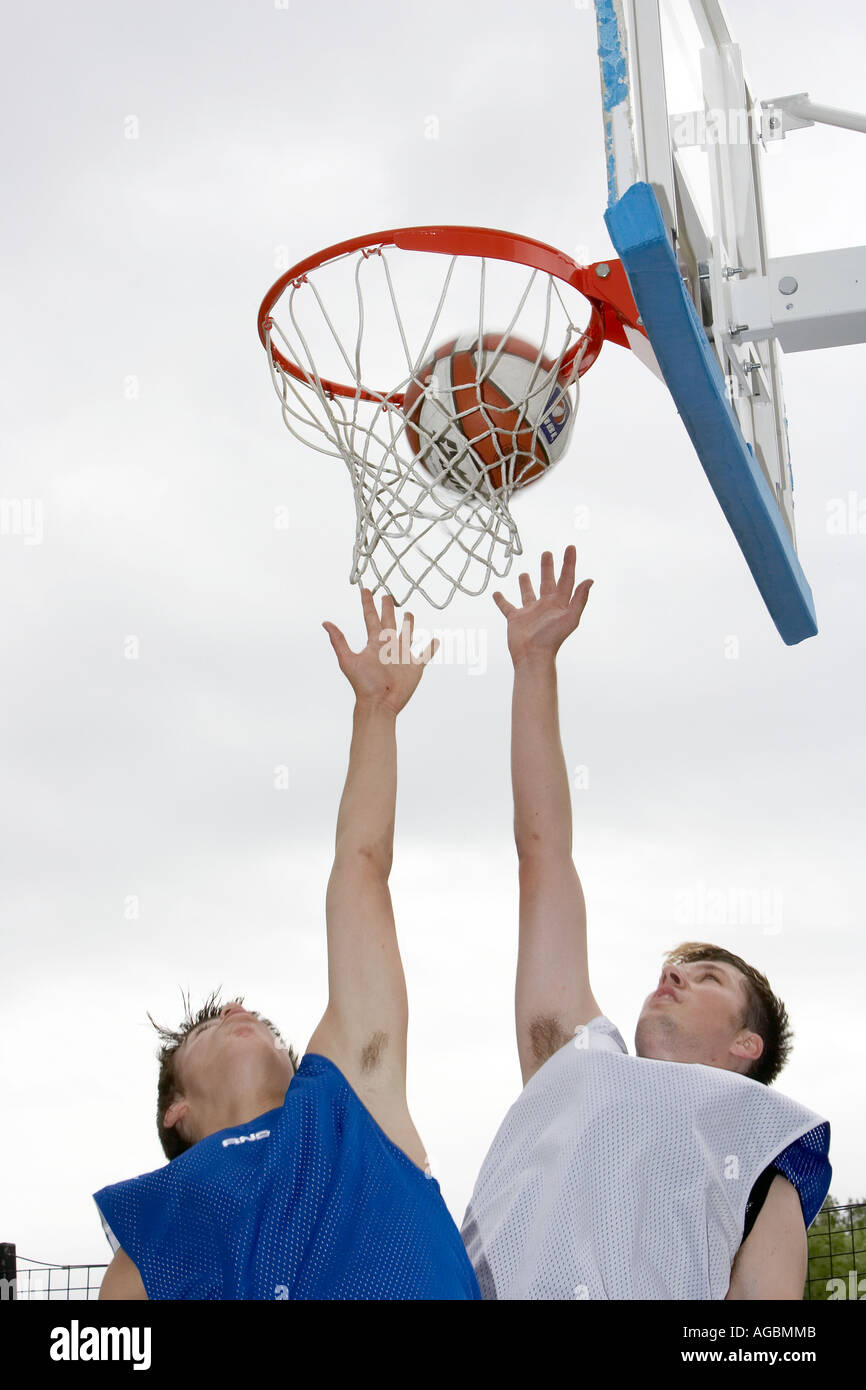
left=256, top=224, right=638, bottom=407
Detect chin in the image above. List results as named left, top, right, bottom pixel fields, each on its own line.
left=226, top=1035, right=292, bottom=1081
left=634, top=1013, right=672, bottom=1059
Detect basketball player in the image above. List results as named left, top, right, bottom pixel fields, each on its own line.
left=461, top=547, right=831, bottom=1300
left=96, top=590, right=480, bottom=1300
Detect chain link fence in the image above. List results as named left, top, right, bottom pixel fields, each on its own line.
left=2, top=1248, right=108, bottom=1301
left=804, top=1200, right=866, bottom=1301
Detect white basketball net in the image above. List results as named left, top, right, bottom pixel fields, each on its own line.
left=261, top=244, right=590, bottom=608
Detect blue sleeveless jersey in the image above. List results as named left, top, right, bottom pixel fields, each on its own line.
left=94, top=1054, right=480, bottom=1301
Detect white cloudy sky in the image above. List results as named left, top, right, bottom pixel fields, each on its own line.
left=1, top=0, right=864, bottom=1271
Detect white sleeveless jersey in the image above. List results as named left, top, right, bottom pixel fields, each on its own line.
left=461, top=1017, right=830, bottom=1300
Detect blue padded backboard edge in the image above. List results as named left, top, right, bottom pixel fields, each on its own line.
left=605, top=182, right=817, bottom=645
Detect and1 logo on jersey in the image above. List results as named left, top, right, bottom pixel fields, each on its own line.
left=222, top=1129, right=271, bottom=1148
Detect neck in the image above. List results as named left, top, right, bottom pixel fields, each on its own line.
left=635, top=1021, right=747, bottom=1074
left=194, top=1084, right=287, bottom=1143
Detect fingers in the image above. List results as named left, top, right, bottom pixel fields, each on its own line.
left=381, top=592, right=397, bottom=634
left=416, top=636, right=439, bottom=666
left=569, top=577, right=594, bottom=624
left=499, top=550, right=580, bottom=614
left=360, top=587, right=380, bottom=639
left=518, top=572, right=536, bottom=606
left=539, top=550, right=556, bottom=597
left=322, top=621, right=352, bottom=666
left=401, top=608, right=414, bottom=644
left=556, top=545, right=577, bottom=600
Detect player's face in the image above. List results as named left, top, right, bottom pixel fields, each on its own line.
left=634, top=959, right=759, bottom=1071
left=176, top=1002, right=294, bottom=1103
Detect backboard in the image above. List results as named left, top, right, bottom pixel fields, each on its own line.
left=594, top=0, right=817, bottom=644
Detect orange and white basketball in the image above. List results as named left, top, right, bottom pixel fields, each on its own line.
left=402, top=333, right=574, bottom=494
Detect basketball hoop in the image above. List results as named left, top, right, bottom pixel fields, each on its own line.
left=257, top=225, right=643, bottom=608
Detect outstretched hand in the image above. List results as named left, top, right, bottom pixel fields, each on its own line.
left=493, top=546, right=593, bottom=667
left=323, top=588, right=439, bottom=715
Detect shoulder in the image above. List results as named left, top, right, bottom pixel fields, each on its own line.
left=550, top=1014, right=629, bottom=1061
left=98, top=1247, right=148, bottom=1301
left=293, top=1052, right=428, bottom=1173
left=517, top=1014, right=629, bottom=1090
left=579, top=1016, right=629, bottom=1053
left=290, top=1051, right=358, bottom=1106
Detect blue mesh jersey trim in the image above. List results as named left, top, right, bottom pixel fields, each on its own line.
left=772, top=1122, right=832, bottom=1228
left=93, top=1051, right=480, bottom=1301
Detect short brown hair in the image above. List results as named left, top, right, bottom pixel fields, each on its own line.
left=664, top=943, right=792, bottom=1085
left=148, top=989, right=300, bottom=1160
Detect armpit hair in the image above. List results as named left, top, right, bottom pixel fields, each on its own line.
left=360, top=1030, right=388, bottom=1073
left=528, top=1016, right=571, bottom=1066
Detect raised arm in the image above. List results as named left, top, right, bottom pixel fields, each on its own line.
left=306, top=590, right=436, bottom=1161
left=493, top=547, right=598, bottom=1085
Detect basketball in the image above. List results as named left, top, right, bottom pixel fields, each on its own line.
left=402, top=333, right=575, bottom=494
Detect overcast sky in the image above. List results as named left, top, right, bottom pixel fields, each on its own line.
left=1, top=0, right=864, bottom=1274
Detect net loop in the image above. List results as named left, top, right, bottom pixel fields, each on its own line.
left=258, top=227, right=608, bottom=608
